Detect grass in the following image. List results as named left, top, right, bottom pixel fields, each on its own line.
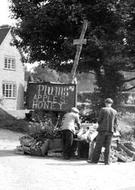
left=0, top=108, right=29, bottom=133
left=0, top=117, right=29, bottom=133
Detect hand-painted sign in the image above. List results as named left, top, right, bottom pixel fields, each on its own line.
left=26, top=82, right=77, bottom=111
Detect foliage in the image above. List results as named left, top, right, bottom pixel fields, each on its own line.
left=118, top=111, right=135, bottom=141
left=32, top=65, right=59, bottom=82
left=31, top=64, right=71, bottom=83
left=93, top=67, right=126, bottom=110
left=28, top=121, right=61, bottom=139
left=10, top=0, right=124, bottom=67
left=28, top=111, right=62, bottom=139
left=10, top=0, right=135, bottom=107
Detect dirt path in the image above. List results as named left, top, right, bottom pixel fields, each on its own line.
left=0, top=129, right=135, bottom=190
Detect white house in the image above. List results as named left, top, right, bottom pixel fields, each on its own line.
left=0, top=26, right=24, bottom=113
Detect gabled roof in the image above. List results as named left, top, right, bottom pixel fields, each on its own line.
left=0, top=25, right=25, bottom=63
left=0, top=26, right=10, bottom=45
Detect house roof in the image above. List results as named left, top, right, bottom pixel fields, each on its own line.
left=0, top=26, right=25, bottom=63
left=0, top=26, right=10, bottom=45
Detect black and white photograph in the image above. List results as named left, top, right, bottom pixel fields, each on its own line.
left=0, top=0, right=135, bottom=189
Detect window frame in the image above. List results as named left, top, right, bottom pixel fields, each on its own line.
left=4, top=56, right=16, bottom=71
left=2, top=81, right=17, bottom=99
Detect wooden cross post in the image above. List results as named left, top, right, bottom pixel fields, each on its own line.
left=71, top=20, right=88, bottom=83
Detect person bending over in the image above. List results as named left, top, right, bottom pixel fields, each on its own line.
left=61, top=107, right=81, bottom=159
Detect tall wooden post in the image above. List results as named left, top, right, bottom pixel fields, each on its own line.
left=71, top=20, right=88, bottom=83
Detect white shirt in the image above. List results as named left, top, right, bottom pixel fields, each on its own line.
left=61, top=112, right=80, bottom=133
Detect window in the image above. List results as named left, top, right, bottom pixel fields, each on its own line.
left=2, top=82, right=17, bottom=98
left=4, top=56, right=16, bottom=70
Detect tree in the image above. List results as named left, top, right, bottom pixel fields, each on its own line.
left=121, top=0, right=135, bottom=91
left=32, top=65, right=59, bottom=82
left=9, top=0, right=135, bottom=108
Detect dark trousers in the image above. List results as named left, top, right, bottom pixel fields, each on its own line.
left=62, top=130, right=74, bottom=158
left=92, top=132, right=113, bottom=164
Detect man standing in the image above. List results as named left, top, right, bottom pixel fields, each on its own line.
left=61, top=107, right=81, bottom=159
left=91, top=98, right=118, bottom=165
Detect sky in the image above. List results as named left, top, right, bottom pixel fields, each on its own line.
left=0, top=0, right=37, bottom=69
left=0, top=0, right=12, bottom=26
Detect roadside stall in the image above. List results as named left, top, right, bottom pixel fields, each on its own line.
left=17, top=17, right=135, bottom=162
left=17, top=81, right=79, bottom=157
left=17, top=20, right=91, bottom=158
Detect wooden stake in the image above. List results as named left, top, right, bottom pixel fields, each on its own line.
left=71, top=20, right=88, bottom=83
